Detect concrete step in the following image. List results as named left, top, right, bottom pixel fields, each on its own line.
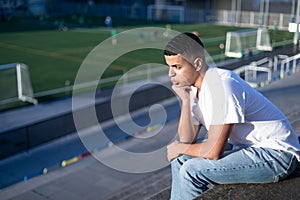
left=196, top=176, right=300, bottom=200
left=146, top=186, right=171, bottom=200
left=127, top=166, right=300, bottom=200
left=105, top=167, right=171, bottom=200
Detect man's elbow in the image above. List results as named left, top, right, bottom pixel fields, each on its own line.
left=206, top=155, right=220, bottom=160
left=203, top=153, right=221, bottom=160
left=179, top=137, right=194, bottom=144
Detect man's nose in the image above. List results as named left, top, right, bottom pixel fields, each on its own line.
left=169, top=67, right=175, bottom=77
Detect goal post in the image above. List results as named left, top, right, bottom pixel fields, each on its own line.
left=147, top=4, right=185, bottom=23
left=256, top=28, right=273, bottom=51
left=225, top=28, right=273, bottom=58
left=0, top=63, right=37, bottom=107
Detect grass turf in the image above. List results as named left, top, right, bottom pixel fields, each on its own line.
left=0, top=18, right=294, bottom=98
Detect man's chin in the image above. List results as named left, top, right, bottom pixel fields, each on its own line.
left=177, top=83, right=191, bottom=87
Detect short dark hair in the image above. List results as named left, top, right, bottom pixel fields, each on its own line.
left=164, top=32, right=205, bottom=56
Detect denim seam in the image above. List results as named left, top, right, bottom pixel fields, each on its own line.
left=274, top=155, right=296, bottom=182
left=199, top=158, right=276, bottom=172
left=197, top=158, right=295, bottom=183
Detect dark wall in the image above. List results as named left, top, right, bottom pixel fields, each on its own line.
left=0, top=83, right=175, bottom=159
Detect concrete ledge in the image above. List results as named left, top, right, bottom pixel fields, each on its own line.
left=196, top=176, right=300, bottom=200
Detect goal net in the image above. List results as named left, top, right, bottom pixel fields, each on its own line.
left=0, top=63, right=37, bottom=108
left=147, top=4, right=185, bottom=23
left=225, top=28, right=273, bottom=58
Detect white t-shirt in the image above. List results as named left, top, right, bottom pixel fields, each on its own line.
left=190, top=67, right=300, bottom=161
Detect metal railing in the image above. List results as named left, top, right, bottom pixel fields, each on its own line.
left=234, top=53, right=300, bottom=88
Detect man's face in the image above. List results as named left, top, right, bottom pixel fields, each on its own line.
left=164, top=54, right=198, bottom=87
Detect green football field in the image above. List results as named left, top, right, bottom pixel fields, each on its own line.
left=0, top=18, right=294, bottom=99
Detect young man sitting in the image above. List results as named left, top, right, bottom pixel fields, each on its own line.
left=163, top=32, right=300, bottom=200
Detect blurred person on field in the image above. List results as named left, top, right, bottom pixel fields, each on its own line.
left=105, top=16, right=112, bottom=28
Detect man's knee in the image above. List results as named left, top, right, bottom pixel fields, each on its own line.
left=177, top=158, right=212, bottom=198
left=179, top=158, right=204, bottom=181
left=179, top=157, right=217, bottom=182
left=172, top=155, right=193, bottom=169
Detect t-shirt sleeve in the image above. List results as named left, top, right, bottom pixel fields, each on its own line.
left=224, top=91, right=246, bottom=123
left=210, top=79, right=246, bottom=125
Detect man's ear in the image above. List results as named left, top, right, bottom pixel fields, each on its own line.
left=193, top=57, right=203, bottom=71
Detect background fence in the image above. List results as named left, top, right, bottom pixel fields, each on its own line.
left=2, top=1, right=295, bottom=30
left=186, top=9, right=292, bottom=30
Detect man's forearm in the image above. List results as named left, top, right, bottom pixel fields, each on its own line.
left=170, top=124, right=232, bottom=160
left=177, top=142, right=220, bottom=160
left=178, top=101, right=197, bottom=143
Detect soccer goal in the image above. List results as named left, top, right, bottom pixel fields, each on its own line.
left=0, top=63, right=37, bottom=107
left=147, top=4, right=185, bottom=23
left=225, top=28, right=273, bottom=58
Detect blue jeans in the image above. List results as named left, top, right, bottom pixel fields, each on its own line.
left=170, top=147, right=298, bottom=200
